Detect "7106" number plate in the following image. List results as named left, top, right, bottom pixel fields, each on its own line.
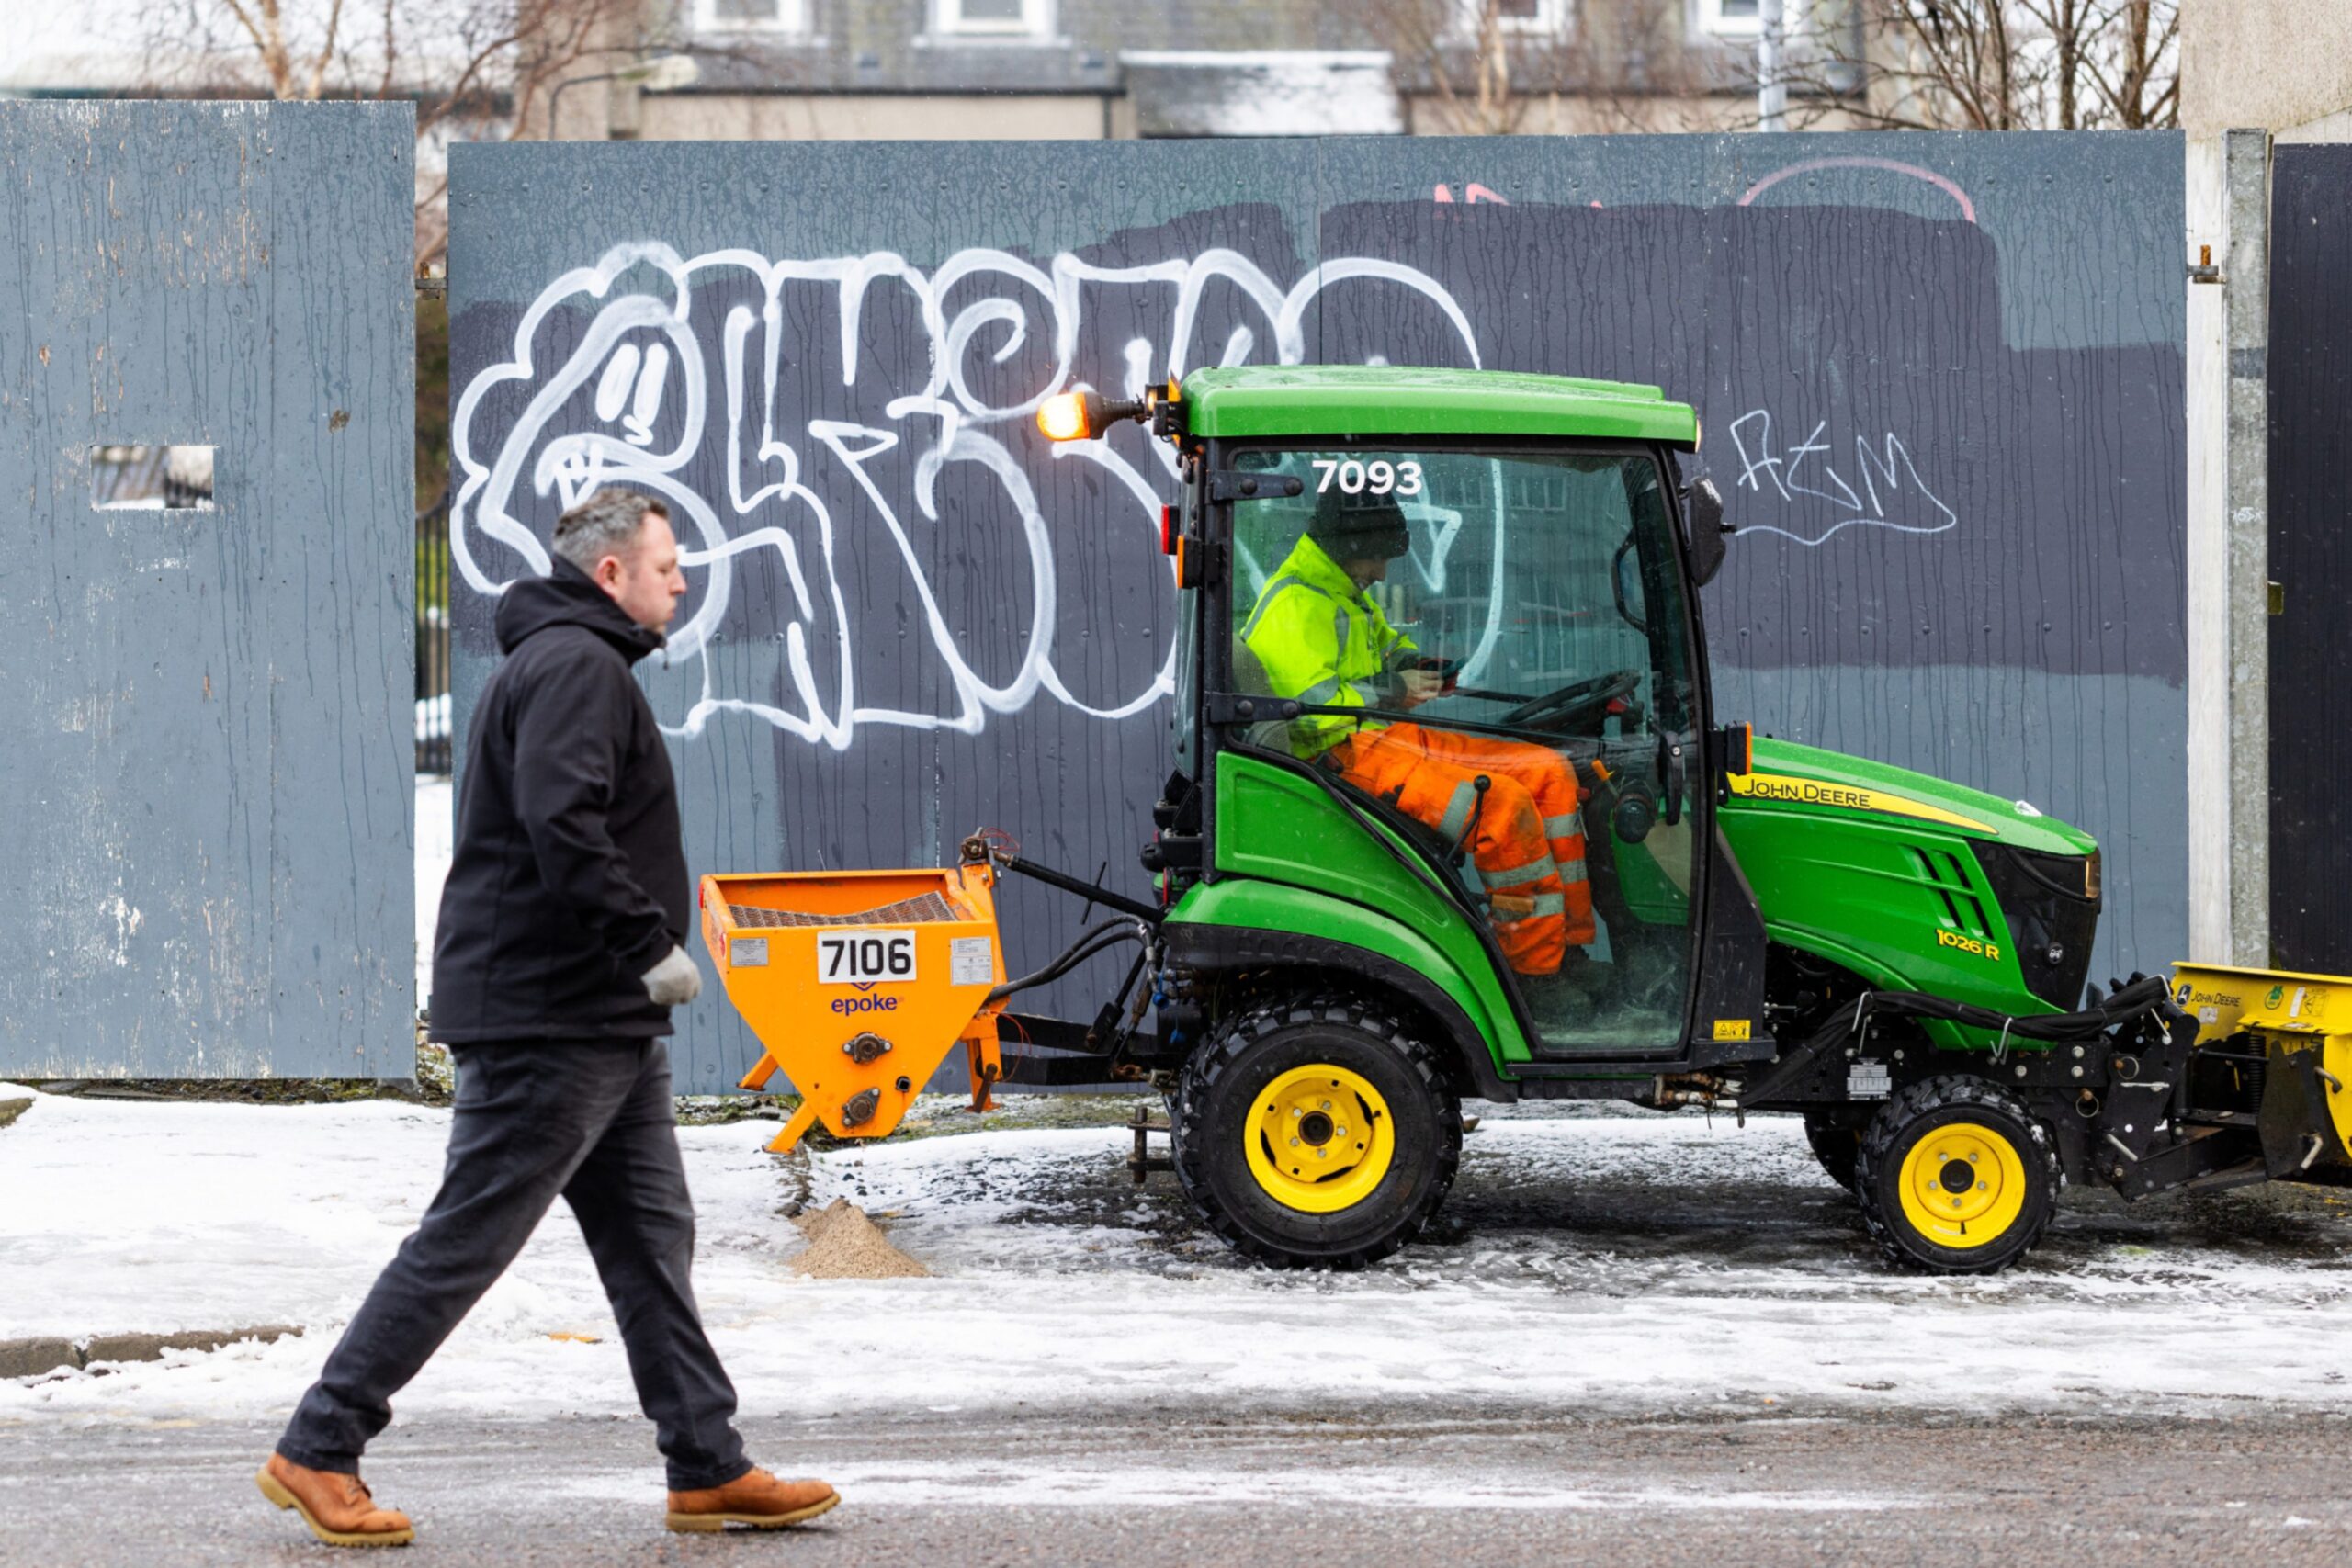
left=817, top=930, right=916, bottom=984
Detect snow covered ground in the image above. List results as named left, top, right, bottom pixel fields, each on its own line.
left=10, top=776, right=2340, bottom=1439
left=6, top=1080, right=2352, bottom=1431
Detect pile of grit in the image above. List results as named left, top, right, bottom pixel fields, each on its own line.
left=789, top=1198, right=928, bottom=1279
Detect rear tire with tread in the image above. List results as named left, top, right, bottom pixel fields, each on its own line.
left=1171, top=992, right=1461, bottom=1269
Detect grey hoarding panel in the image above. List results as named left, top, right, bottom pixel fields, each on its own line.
left=0, top=103, right=416, bottom=1078
left=447, top=133, right=2184, bottom=1091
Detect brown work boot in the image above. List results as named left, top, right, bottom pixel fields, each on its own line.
left=255, top=1453, right=414, bottom=1548
left=665, top=1466, right=839, bottom=1532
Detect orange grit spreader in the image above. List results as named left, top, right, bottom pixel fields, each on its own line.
left=698, top=858, right=1012, bottom=1154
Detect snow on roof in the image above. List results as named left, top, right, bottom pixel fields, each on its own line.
left=3, top=3, right=141, bottom=93
left=1118, top=51, right=1395, bottom=69
left=2, top=48, right=153, bottom=95
left=1119, top=49, right=1401, bottom=137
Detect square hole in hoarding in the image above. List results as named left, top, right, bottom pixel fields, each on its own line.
left=90, top=445, right=214, bottom=510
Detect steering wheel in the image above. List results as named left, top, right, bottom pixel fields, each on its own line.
left=1497, top=669, right=1643, bottom=730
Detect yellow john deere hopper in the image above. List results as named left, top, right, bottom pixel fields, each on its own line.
left=699, top=862, right=1008, bottom=1153
left=2170, top=961, right=2352, bottom=1176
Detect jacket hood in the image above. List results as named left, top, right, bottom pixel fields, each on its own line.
left=1283, top=532, right=1365, bottom=600
left=495, top=557, right=667, bottom=664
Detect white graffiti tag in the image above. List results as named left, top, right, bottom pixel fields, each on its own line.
left=451, top=243, right=1481, bottom=749
left=1724, top=409, right=1959, bottom=547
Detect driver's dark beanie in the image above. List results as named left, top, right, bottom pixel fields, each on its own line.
left=1309, top=488, right=1412, bottom=561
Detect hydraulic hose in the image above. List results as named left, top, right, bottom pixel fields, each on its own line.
left=986, top=919, right=1149, bottom=1006
left=1801, top=972, right=2176, bottom=1056
left=1736, top=974, right=2179, bottom=1108
left=992, top=852, right=1162, bottom=923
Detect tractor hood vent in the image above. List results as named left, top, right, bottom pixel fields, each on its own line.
left=1976, top=844, right=2101, bottom=1010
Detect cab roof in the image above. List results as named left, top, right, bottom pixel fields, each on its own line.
left=1179, top=365, right=1700, bottom=448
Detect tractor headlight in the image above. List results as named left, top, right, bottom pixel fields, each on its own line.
left=2085, top=849, right=2101, bottom=902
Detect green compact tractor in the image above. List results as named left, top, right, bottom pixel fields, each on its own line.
left=730, top=365, right=2345, bottom=1276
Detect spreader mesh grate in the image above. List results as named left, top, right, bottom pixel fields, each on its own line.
left=727, top=892, right=960, bottom=929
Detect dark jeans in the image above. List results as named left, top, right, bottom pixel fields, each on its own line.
left=278, top=1039, right=751, bottom=1491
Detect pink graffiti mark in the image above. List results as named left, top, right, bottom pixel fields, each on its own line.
left=1432, top=183, right=1512, bottom=205
left=1735, top=157, right=1978, bottom=226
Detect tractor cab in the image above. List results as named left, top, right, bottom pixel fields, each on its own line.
left=1094, top=366, right=1764, bottom=1075
left=1216, top=412, right=1715, bottom=1058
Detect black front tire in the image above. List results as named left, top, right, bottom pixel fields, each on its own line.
left=1854, top=1075, right=2059, bottom=1274
left=1170, top=993, right=1461, bottom=1269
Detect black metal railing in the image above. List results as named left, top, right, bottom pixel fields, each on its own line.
left=417, top=491, right=452, bottom=775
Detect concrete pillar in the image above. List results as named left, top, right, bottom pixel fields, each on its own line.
left=2185, top=129, right=2272, bottom=966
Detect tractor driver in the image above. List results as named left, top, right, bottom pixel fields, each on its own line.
left=1240, top=489, right=1597, bottom=976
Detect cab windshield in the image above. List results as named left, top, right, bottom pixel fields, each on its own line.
left=1222, top=443, right=1701, bottom=1055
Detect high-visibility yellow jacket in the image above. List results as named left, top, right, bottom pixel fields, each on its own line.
left=1239, top=534, right=1418, bottom=759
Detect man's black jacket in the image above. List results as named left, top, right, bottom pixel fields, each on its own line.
left=430, top=558, right=689, bottom=1043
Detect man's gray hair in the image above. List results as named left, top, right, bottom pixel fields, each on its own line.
left=552, top=488, right=668, bottom=573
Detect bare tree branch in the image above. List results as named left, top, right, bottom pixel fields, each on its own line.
left=375, top=0, right=398, bottom=97
left=208, top=0, right=291, bottom=94
left=1775, top=0, right=2177, bottom=130
left=125, top=0, right=684, bottom=262
left=304, top=0, right=346, bottom=98
left=1362, top=0, right=1724, bottom=139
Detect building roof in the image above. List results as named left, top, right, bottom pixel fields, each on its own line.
left=1119, top=51, right=1400, bottom=136
left=1180, top=365, right=1701, bottom=446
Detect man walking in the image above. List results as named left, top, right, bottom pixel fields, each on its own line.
left=257, top=488, right=836, bottom=1547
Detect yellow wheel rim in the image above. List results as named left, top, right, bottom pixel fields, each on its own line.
left=1895, top=1119, right=2029, bottom=1248
left=1241, top=1065, right=1396, bottom=1214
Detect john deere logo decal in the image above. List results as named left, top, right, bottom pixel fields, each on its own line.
left=2267, top=985, right=2286, bottom=1010
left=1725, top=771, right=1985, bottom=833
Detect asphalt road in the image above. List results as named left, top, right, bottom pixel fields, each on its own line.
left=5, top=1403, right=2350, bottom=1567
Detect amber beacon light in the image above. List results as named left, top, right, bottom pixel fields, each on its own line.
left=1036, top=388, right=1156, bottom=443
left=1036, top=390, right=1096, bottom=442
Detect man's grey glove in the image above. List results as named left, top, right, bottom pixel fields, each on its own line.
left=641, top=944, right=703, bottom=1007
